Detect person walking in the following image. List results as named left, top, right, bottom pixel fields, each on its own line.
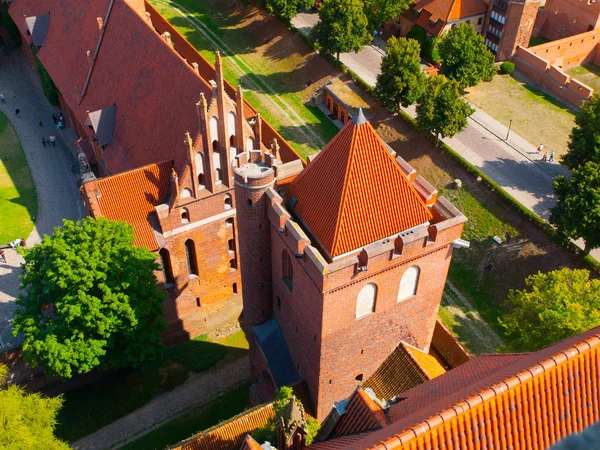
left=549, top=151, right=555, bottom=163
left=0, top=94, right=5, bottom=104
left=49, top=135, right=56, bottom=147
left=41, top=137, right=46, bottom=147
left=15, top=108, right=20, bottom=116
left=542, top=152, right=547, bottom=162
left=37, top=117, right=42, bottom=127
left=536, top=144, right=544, bottom=155
left=0, top=250, right=5, bottom=263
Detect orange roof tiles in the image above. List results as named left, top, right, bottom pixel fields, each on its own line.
left=240, top=435, right=264, bottom=450
left=170, top=403, right=276, bottom=450
left=363, top=342, right=445, bottom=401
left=94, top=161, right=172, bottom=250
left=286, top=112, right=432, bottom=259
left=313, top=327, right=600, bottom=450
left=334, top=388, right=388, bottom=437
left=402, top=0, right=487, bottom=36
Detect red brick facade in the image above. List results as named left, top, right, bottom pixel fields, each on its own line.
left=234, top=116, right=466, bottom=420
left=536, top=0, right=600, bottom=42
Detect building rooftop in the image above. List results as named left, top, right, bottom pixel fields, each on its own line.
left=286, top=112, right=432, bottom=259
left=88, top=161, right=172, bottom=250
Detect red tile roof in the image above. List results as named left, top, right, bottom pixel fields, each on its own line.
left=240, top=435, right=264, bottom=450
left=170, top=403, right=276, bottom=450
left=363, top=342, right=446, bottom=401
left=94, top=161, right=172, bottom=250
left=286, top=112, right=432, bottom=259
left=10, top=0, right=211, bottom=175
left=402, top=0, right=487, bottom=36
left=334, top=388, right=388, bottom=437
left=315, top=327, right=600, bottom=450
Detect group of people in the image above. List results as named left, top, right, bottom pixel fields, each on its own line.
left=536, top=144, right=555, bottom=163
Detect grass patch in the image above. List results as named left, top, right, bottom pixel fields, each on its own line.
left=120, top=381, right=251, bottom=450
left=528, top=36, right=550, bottom=47
left=55, top=331, right=248, bottom=443
left=464, top=73, right=575, bottom=158
left=150, top=0, right=340, bottom=159
left=0, top=112, right=37, bottom=243
left=566, top=63, right=600, bottom=93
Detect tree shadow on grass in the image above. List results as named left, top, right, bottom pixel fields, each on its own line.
left=54, top=337, right=249, bottom=443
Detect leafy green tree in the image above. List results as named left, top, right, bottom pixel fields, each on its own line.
left=439, top=22, right=496, bottom=89
left=499, top=269, right=600, bottom=351
left=312, top=0, right=371, bottom=60
left=550, top=161, right=600, bottom=253
left=13, top=217, right=166, bottom=379
left=416, top=74, right=474, bottom=140
left=562, top=94, right=600, bottom=170
left=424, top=36, right=441, bottom=64
left=0, top=364, right=69, bottom=449
left=374, top=37, right=425, bottom=111
left=405, top=25, right=426, bottom=53
left=363, top=0, right=413, bottom=32
left=265, top=0, right=313, bottom=22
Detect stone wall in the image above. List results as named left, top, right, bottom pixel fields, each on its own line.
left=536, top=0, right=600, bottom=41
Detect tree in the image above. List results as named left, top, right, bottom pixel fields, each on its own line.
left=364, top=0, right=413, bottom=33
left=439, top=22, right=496, bottom=89
left=12, top=217, right=166, bottom=378
left=311, top=0, right=371, bottom=60
left=405, top=25, right=426, bottom=54
left=416, top=74, right=474, bottom=140
left=265, top=0, right=313, bottom=22
left=499, top=269, right=600, bottom=351
left=550, top=161, right=600, bottom=253
left=424, top=36, right=441, bottom=64
left=561, top=94, right=600, bottom=170
left=374, top=37, right=425, bottom=112
left=0, top=364, right=69, bottom=449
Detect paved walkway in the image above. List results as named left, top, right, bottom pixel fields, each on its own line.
left=0, top=48, right=85, bottom=351
left=292, top=11, right=599, bottom=262
left=72, top=356, right=251, bottom=450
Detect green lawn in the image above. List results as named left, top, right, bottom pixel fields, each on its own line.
left=464, top=73, right=576, bottom=158
left=566, top=63, right=600, bottom=92
left=120, top=382, right=251, bottom=450
left=0, top=112, right=37, bottom=243
left=150, top=0, right=340, bottom=159
left=55, top=331, right=248, bottom=443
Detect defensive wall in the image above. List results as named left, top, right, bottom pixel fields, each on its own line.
left=513, top=29, right=600, bottom=107
left=534, top=0, right=600, bottom=42
left=144, top=1, right=300, bottom=164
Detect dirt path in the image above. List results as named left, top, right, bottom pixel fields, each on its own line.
left=442, top=281, right=504, bottom=354
left=72, top=356, right=250, bottom=450
left=155, top=0, right=326, bottom=151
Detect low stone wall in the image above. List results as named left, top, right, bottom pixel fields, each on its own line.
left=526, top=29, right=600, bottom=69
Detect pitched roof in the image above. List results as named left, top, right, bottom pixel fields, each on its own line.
left=170, top=403, right=276, bottom=450
left=333, top=388, right=387, bottom=437
left=402, top=0, right=487, bottom=36
left=317, top=327, right=600, bottom=450
left=240, top=435, right=264, bottom=450
left=9, top=0, right=213, bottom=174
left=429, top=320, right=471, bottom=369
left=286, top=111, right=432, bottom=259
left=252, top=318, right=300, bottom=387
left=363, top=342, right=445, bottom=401
left=94, top=161, right=172, bottom=250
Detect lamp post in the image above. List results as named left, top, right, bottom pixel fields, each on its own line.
left=506, top=119, right=513, bottom=141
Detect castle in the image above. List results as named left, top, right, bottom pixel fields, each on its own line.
left=233, top=108, right=467, bottom=420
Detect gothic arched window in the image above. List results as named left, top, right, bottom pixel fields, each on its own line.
left=398, top=266, right=420, bottom=302
left=356, top=283, right=377, bottom=319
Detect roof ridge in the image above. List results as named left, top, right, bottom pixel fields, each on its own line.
left=96, top=159, right=173, bottom=183
left=399, top=342, right=430, bottom=380
left=373, top=332, right=600, bottom=449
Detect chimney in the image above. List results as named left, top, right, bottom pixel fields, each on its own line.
left=97, top=17, right=104, bottom=30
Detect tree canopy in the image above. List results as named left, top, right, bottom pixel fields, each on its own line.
left=265, top=0, right=312, bottom=22
left=312, top=0, right=371, bottom=59
left=375, top=37, right=425, bottom=111
left=364, top=0, right=413, bottom=33
left=13, top=217, right=166, bottom=378
left=0, top=365, right=69, bottom=449
left=562, top=93, right=600, bottom=170
left=550, top=161, right=600, bottom=253
left=499, top=269, right=600, bottom=351
left=439, top=22, right=496, bottom=89
left=416, top=74, right=474, bottom=139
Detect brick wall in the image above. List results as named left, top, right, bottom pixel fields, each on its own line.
left=496, top=0, right=540, bottom=62
left=538, top=0, right=600, bottom=41
left=513, top=35, right=597, bottom=107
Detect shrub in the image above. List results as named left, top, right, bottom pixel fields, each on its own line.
left=500, top=61, right=515, bottom=75
left=424, top=36, right=441, bottom=64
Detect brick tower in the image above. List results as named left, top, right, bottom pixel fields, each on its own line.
left=483, top=0, right=540, bottom=61
left=234, top=110, right=467, bottom=420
